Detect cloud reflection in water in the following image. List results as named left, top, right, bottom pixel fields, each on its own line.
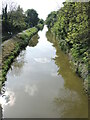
left=25, top=85, right=38, bottom=96
left=34, top=57, right=50, bottom=64
left=0, top=90, right=16, bottom=107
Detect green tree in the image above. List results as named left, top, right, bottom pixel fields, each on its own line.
left=45, top=11, right=57, bottom=28
left=2, top=4, right=9, bottom=33
left=2, top=4, right=27, bottom=41
left=9, top=5, right=26, bottom=31
left=38, top=19, right=44, bottom=24
left=25, top=9, right=39, bottom=27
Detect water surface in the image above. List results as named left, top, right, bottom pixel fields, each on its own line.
left=1, top=26, right=88, bottom=118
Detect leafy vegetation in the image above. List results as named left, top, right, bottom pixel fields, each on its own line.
left=45, top=11, right=57, bottom=28
left=46, top=2, right=90, bottom=94
left=2, top=4, right=44, bottom=41
left=25, top=9, right=39, bottom=27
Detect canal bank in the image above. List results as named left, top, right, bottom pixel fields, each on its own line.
left=46, top=29, right=89, bottom=96
left=45, top=2, right=89, bottom=96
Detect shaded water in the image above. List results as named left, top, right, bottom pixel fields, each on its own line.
left=1, top=26, right=88, bottom=118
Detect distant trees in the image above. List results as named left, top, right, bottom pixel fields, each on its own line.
left=45, top=11, right=57, bottom=28
left=2, top=4, right=26, bottom=35
left=39, top=19, right=44, bottom=24
left=25, top=9, right=39, bottom=27
left=2, top=3, right=44, bottom=41
left=8, top=5, right=26, bottom=31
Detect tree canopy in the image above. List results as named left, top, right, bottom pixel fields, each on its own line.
left=25, top=9, right=39, bottom=27
left=45, top=11, right=57, bottom=28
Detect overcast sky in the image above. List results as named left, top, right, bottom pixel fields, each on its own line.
left=1, top=0, right=65, bottom=20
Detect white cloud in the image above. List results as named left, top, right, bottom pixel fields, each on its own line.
left=51, top=72, right=57, bottom=77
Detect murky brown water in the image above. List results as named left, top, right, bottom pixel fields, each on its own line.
left=1, top=26, right=88, bottom=118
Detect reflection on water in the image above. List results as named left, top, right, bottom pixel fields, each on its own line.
left=0, top=89, right=16, bottom=107
left=34, top=57, right=50, bottom=63
left=29, top=34, right=39, bottom=47
left=9, top=51, right=26, bottom=76
left=25, top=84, right=38, bottom=96
left=1, top=26, right=88, bottom=118
left=46, top=30, right=88, bottom=118
left=46, top=30, right=85, bottom=92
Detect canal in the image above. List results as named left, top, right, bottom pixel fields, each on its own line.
left=1, top=26, right=88, bottom=118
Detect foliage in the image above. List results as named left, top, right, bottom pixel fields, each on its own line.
left=2, top=4, right=44, bottom=41
left=25, top=9, right=39, bottom=27
left=45, top=11, right=57, bottom=28
left=2, top=5, right=26, bottom=34
left=46, top=2, right=90, bottom=88
left=36, top=19, right=44, bottom=30
left=39, top=19, right=44, bottom=24
left=36, top=23, right=44, bottom=30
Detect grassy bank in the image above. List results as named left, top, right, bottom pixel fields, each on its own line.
left=0, top=24, right=44, bottom=90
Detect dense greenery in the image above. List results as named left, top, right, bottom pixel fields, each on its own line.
left=2, top=4, right=44, bottom=41
left=46, top=2, right=90, bottom=94
left=36, top=19, right=44, bottom=30
left=45, top=11, right=57, bottom=28
left=25, top=9, right=39, bottom=27
left=2, top=5, right=25, bottom=37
